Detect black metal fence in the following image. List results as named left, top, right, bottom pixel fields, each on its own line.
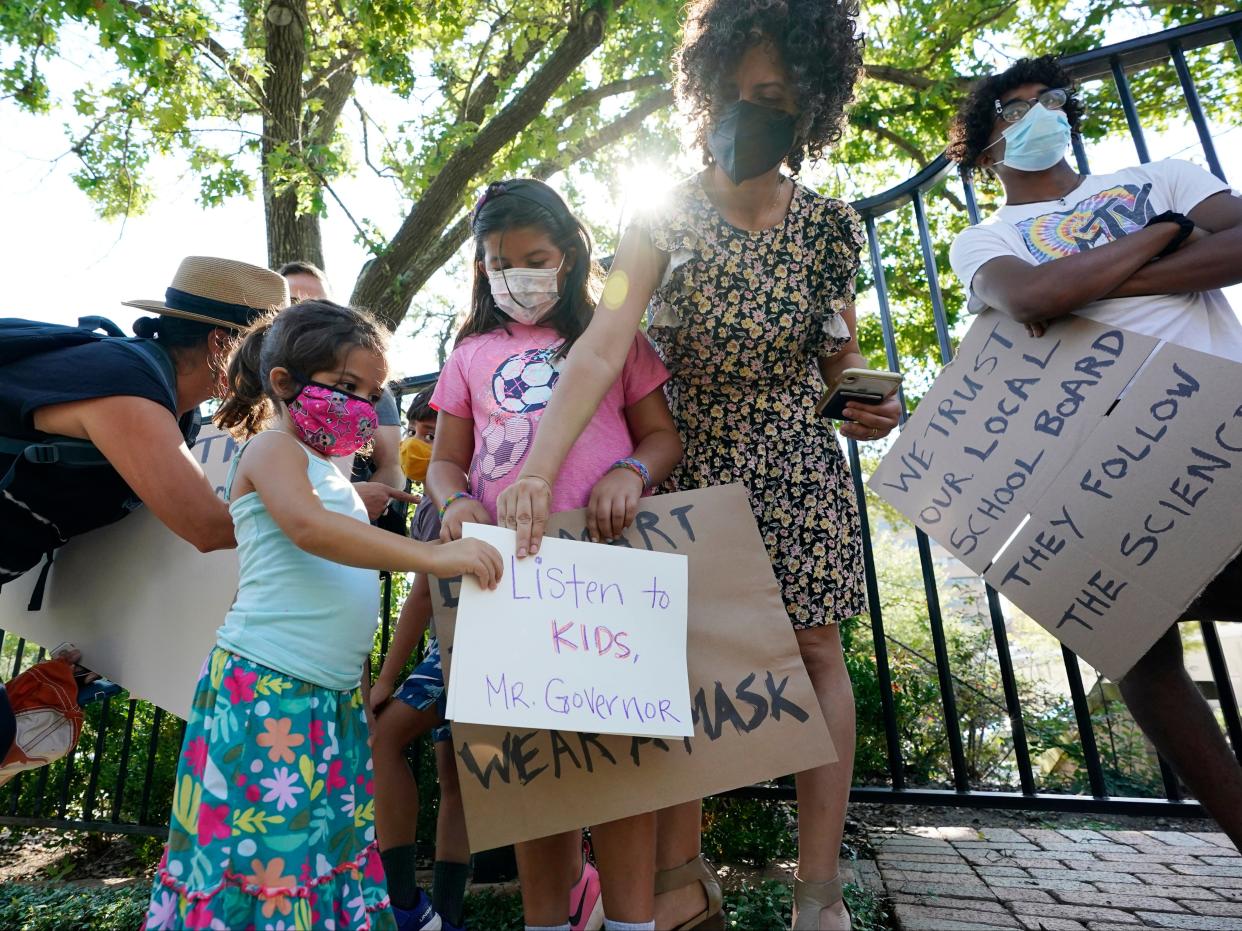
left=1, top=12, right=1239, bottom=837
left=832, top=10, right=1242, bottom=817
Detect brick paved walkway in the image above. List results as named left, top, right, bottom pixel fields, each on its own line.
left=870, top=826, right=1242, bottom=930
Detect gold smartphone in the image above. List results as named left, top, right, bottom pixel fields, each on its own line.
left=816, top=368, right=903, bottom=420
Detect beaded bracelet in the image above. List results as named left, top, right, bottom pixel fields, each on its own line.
left=610, top=457, right=651, bottom=489
left=439, top=490, right=476, bottom=521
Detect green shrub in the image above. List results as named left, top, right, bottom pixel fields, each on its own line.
left=702, top=797, right=796, bottom=868
left=725, top=879, right=890, bottom=931
left=463, top=888, right=524, bottom=930
left=0, top=883, right=148, bottom=931
left=727, top=880, right=791, bottom=929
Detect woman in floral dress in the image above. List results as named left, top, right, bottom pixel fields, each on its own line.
left=497, top=2, right=900, bottom=929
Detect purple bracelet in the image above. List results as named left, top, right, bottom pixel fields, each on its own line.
left=610, top=457, right=651, bottom=489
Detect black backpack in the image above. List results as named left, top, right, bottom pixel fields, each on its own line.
left=0, top=316, right=201, bottom=607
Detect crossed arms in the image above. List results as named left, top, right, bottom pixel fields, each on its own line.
left=971, top=190, right=1242, bottom=324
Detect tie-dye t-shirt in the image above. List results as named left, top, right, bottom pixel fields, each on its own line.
left=431, top=323, right=669, bottom=520
left=950, top=158, right=1242, bottom=361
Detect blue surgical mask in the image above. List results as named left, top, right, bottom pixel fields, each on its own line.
left=986, top=103, right=1071, bottom=173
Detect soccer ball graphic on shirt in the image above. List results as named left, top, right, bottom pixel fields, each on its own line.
left=476, top=414, right=533, bottom=481
left=492, top=347, right=559, bottom=413
left=473, top=347, right=561, bottom=488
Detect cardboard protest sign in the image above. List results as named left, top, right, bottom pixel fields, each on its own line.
left=870, top=313, right=1159, bottom=575
left=448, top=524, right=691, bottom=737
left=870, top=312, right=1242, bottom=679
left=0, top=426, right=242, bottom=718
left=982, top=345, right=1242, bottom=679
left=431, top=484, right=837, bottom=853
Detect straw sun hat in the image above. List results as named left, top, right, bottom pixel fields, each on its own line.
left=122, top=256, right=291, bottom=330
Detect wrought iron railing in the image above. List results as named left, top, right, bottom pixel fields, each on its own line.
left=831, top=10, right=1242, bottom=817
left=1, top=11, right=1239, bottom=836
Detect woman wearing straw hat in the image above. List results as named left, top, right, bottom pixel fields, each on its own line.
left=0, top=256, right=290, bottom=588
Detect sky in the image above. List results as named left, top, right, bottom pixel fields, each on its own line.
left=1, top=17, right=1239, bottom=382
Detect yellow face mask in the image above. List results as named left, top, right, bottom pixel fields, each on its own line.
left=400, top=437, right=432, bottom=483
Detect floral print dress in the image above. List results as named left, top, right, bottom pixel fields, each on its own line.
left=145, top=650, right=395, bottom=930
left=643, top=174, right=867, bottom=629
left=145, top=435, right=394, bottom=930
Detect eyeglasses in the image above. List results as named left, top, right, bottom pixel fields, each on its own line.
left=994, top=87, right=1068, bottom=123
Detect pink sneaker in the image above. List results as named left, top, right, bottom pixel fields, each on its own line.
left=569, top=858, right=604, bottom=931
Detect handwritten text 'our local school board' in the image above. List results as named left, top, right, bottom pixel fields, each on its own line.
left=869, top=312, right=1242, bottom=679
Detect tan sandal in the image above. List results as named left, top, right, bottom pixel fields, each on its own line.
left=655, top=854, right=724, bottom=930
left=792, top=872, right=850, bottom=930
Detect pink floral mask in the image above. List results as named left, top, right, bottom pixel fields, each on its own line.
left=287, top=381, right=378, bottom=457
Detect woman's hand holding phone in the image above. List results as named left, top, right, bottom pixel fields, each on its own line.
left=838, top=393, right=901, bottom=442
left=819, top=368, right=902, bottom=441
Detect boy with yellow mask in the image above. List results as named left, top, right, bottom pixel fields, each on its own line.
left=400, top=386, right=437, bottom=483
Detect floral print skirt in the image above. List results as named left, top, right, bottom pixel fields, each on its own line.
left=144, top=648, right=396, bottom=930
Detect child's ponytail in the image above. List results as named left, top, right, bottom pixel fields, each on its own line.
left=213, top=301, right=388, bottom=440
left=215, top=313, right=277, bottom=438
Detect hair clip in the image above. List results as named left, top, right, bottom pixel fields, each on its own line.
left=472, top=181, right=510, bottom=220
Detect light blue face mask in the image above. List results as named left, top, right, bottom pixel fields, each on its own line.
left=986, top=103, right=1072, bottom=172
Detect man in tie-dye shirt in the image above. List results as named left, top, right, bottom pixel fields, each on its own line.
left=946, top=55, right=1242, bottom=849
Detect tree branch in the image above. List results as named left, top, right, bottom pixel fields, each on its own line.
left=936, top=186, right=966, bottom=212
left=868, top=124, right=929, bottom=164
left=532, top=88, right=673, bottom=176
left=304, top=49, right=359, bottom=99
left=400, top=87, right=673, bottom=316
left=436, top=311, right=458, bottom=366
left=113, top=0, right=266, bottom=108
left=863, top=63, right=972, bottom=93
left=457, top=10, right=508, bottom=121
left=352, top=1, right=627, bottom=325
left=4, top=37, right=48, bottom=109
left=919, top=1, right=1019, bottom=71
left=404, top=216, right=473, bottom=302
left=353, top=100, right=401, bottom=181
left=460, top=20, right=554, bottom=126
left=262, top=0, right=316, bottom=267
left=305, top=62, right=356, bottom=148
left=315, top=169, right=384, bottom=254
left=550, top=74, right=666, bottom=125
left=862, top=124, right=966, bottom=210
left=67, top=113, right=111, bottom=160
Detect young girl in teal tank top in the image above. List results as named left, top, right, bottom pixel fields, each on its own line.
left=144, top=301, right=502, bottom=931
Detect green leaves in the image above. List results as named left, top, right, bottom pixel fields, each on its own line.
left=0, top=883, right=149, bottom=931
left=232, top=805, right=286, bottom=834
left=3, top=0, right=1232, bottom=327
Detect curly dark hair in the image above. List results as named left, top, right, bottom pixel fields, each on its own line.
left=676, top=0, right=863, bottom=174
left=947, top=55, right=1084, bottom=175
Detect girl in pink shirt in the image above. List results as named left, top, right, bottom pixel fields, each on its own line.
left=428, top=179, right=683, bottom=931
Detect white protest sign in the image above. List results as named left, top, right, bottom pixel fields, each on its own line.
left=447, top=523, right=692, bottom=738
left=870, top=312, right=1242, bottom=680
left=0, top=425, right=242, bottom=718
left=432, top=486, right=837, bottom=852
